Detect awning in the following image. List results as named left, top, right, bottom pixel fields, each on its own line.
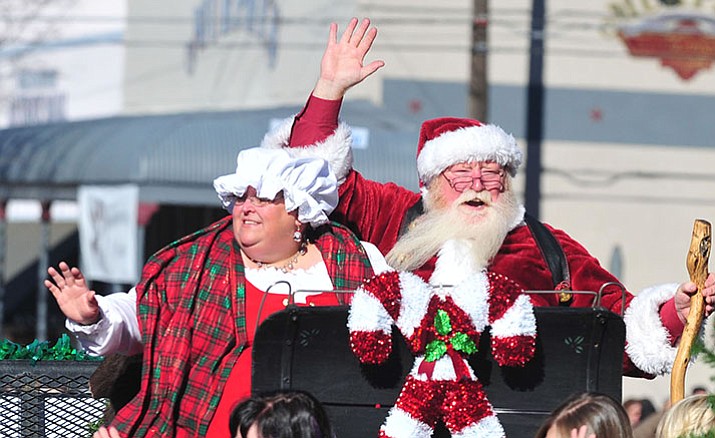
left=0, top=101, right=420, bottom=207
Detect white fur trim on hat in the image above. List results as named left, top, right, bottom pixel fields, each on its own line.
left=260, top=116, right=354, bottom=184
left=213, top=147, right=337, bottom=228
left=624, top=283, right=679, bottom=375
left=417, top=124, right=522, bottom=185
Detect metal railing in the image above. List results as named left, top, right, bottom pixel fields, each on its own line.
left=0, top=361, right=104, bottom=438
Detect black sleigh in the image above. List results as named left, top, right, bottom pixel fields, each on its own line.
left=252, top=289, right=626, bottom=438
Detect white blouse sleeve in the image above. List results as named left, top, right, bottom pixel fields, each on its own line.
left=65, top=287, right=143, bottom=357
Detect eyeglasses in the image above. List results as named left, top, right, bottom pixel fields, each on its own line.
left=232, top=192, right=284, bottom=207
left=442, top=165, right=505, bottom=193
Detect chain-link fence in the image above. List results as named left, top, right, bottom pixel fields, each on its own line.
left=0, top=361, right=105, bottom=438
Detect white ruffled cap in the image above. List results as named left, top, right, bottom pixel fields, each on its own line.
left=213, top=147, right=338, bottom=228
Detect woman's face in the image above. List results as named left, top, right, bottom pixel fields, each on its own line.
left=231, top=187, right=300, bottom=260
left=625, top=401, right=642, bottom=426
left=545, top=425, right=595, bottom=438
left=544, top=426, right=559, bottom=438
left=242, top=423, right=260, bottom=438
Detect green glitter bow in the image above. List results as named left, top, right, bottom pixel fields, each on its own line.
left=424, top=309, right=478, bottom=362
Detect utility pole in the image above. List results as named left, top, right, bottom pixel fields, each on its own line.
left=524, top=0, right=545, bottom=219
left=36, top=201, right=51, bottom=341
left=469, top=0, right=488, bottom=121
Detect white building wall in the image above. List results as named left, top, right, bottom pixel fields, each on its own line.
left=0, top=0, right=126, bottom=128
left=495, top=0, right=715, bottom=403
left=0, top=1, right=126, bottom=332
left=123, top=0, right=360, bottom=112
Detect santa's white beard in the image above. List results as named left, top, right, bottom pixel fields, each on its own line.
left=386, top=188, right=521, bottom=272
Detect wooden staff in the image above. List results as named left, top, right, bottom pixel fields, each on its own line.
left=670, top=219, right=711, bottom=405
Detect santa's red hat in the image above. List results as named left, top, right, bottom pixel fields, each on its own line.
left=416, top=117, right=522, bottom=186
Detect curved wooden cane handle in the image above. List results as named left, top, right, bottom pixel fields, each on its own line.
left=670, top=219, right=711, bottom=405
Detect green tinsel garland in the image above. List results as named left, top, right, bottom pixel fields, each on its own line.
left=0, top=334, right=102, bottom=362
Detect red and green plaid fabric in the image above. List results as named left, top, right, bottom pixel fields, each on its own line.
left=111, top=217, right=373, bottom=437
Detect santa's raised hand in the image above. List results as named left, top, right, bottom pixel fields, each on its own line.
left=313, top=17, right=385, bottom=100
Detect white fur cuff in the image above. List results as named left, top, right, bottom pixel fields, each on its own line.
left=260, top=116, right=354, bottom=184
left=624, top=283, right=679, bottom=375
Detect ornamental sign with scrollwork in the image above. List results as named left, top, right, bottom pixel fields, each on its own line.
left=186, top=0, right=280, bottom=75
left=609, top=0, right=715, bottom=80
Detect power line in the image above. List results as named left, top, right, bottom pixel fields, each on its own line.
left=0, top=12, right=694, bottom=53
left=0, top=12, right=670, bottom=29
left=3, top=6, right=654, bottom=22
left=2, top=37, right=688, bottom=60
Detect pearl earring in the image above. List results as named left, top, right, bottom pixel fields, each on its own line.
left=293, top=230, right=302, bottom=242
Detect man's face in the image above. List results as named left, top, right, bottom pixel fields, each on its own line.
left=388, top=160, right=517, bottom=270
left=432, top=161, right=506, bottom=213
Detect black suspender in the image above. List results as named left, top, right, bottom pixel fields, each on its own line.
left=398, top=199, right=424, bottom=238
left=523, top=213, right=571, bottom=291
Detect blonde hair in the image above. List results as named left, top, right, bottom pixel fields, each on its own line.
left=656, top=394, right=715, bottom=438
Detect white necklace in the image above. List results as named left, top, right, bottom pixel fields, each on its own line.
left=247, top=242, right=308, bottom=273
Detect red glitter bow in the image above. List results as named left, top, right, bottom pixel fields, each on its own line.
left=417, top=345, right=472, bottom=380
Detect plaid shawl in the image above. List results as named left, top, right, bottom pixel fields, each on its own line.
left=111, top=217, right=373, bottom=437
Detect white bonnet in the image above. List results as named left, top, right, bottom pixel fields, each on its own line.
left=213, top=147, right=338, bottom=228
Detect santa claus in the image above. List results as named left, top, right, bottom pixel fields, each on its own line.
left=260, top=17, right=715, bottom=383
left=343, top=117, right=537, bottom=437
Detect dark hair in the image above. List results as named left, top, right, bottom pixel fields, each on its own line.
left=691, top=385, right=709, bottom=395
left=534, top=392, right=633, bottom=438
left=229, top=390, right=333, bottom=438
left=622, top=399, right=641, bottom=411
left=639, top=398, right=656, bottom=421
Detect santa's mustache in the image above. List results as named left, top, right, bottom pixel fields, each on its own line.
left=453, top=189, right=494, bottom=209
left=386, top=186, right=516, bottom=272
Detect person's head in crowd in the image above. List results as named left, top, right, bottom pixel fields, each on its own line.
left=638, top=398, right=656, bottom=423
left=214, top=147, right=338, bottom=266
left=229, top=390, right=333, bottom=438
left=655, top=393, right=715, bottom=438
left=387, top=117, right=525, bottom=270
left=624, top=399, right=644, bottom=427
left=535, top=392, right=633, bottom=438
left=692, top=385, right=709, bottom=395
